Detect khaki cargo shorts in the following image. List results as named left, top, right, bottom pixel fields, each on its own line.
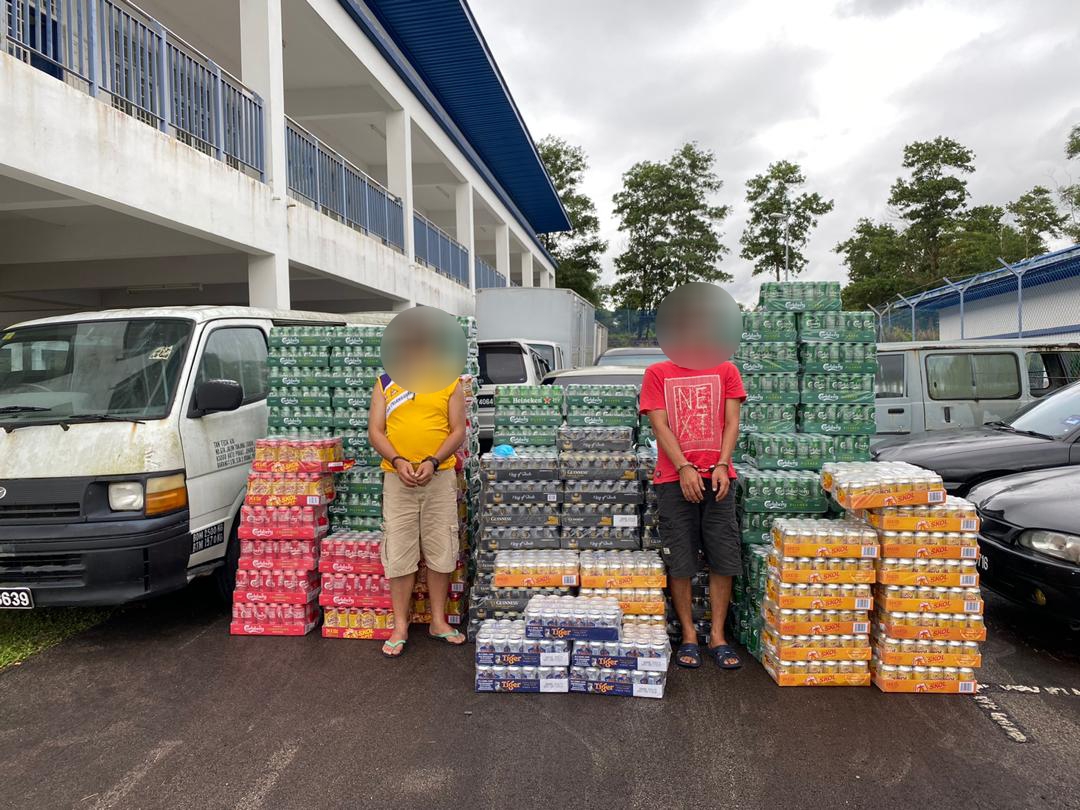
left=381, top=470, right=459, bottom=578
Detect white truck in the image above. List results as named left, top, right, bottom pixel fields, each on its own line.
left=0, top=306, right=391, bottom=608
left=474, top=288, right=597, bottom=443
left=476, top=287, right=596, bottom=371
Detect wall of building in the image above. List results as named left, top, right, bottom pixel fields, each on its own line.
left=0, top=0, right=556, bottom=321
left=937, top=274, right=1080, bottom=340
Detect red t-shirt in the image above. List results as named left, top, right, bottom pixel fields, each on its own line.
left=639, top=360, right=746, bottom=484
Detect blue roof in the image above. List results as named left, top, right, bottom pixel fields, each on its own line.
left=336, top=0, right=572, bottom=238
left=901, top=244, right=1080, bottom=312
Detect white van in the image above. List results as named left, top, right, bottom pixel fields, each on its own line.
left=476, top=339, right=550, bottom=443
left=875, top=340, right=1080, bottom=436
left=0, top=306, right=390, bottom=608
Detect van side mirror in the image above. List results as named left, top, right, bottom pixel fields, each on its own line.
left=194, top=379, right=243, bottom=415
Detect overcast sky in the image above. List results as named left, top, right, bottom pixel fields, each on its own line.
left=470, top=0, right=1080, bottom=305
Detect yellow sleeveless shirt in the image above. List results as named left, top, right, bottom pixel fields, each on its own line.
left=379, top=374, right=458, bottom=473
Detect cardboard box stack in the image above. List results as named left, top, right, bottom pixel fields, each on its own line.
left=230, top=437, right=342, bottom=636
left=761, top=516, right=877, bottom=686
left=824, top=461, right=984, bottom=694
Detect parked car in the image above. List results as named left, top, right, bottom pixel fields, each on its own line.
left=542, top=365, right=649, bottom=388
left=874, top=339, right=1080, bottom=437
left=871, top=380, right=1080, bottom=495
left=476, top=339, right=550, bottom=442
left=596, top=347, right=668, bottom=367
left=969, top=467, right=1080, bottom=627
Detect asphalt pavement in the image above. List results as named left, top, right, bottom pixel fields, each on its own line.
left=1, top=584, right=1078, bottom=810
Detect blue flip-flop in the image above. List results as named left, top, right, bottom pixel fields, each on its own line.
left=708, top=644, right=742, bottom=670
left=676, top=642, right=702, bottom=669
left=381, top=639, right=407, bottom=658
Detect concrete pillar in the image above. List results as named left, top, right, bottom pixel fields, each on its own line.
left=392, top=299, right=415, bottom=312
left=495, top=223, right=510, bottom=287
left=240, top=0, right=287, bottom=196
left=248, top=253, right=290, bottom=308
left=520, top=252, right=534, bottom=288
left=455, top=181, right=475, bottom=292
left=386, top=110, right=415, bottom=262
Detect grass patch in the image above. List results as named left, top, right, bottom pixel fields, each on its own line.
left=0, top=608, right=112, bottom=670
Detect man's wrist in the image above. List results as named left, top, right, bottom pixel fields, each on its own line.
left=676, top=461, right=695, bottom=474
left=421, top=455, right=441, bottom=470
left=390, top=455, right=408, bottom=467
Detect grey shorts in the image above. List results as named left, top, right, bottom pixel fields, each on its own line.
left=655, top=482, right=741, bottom=579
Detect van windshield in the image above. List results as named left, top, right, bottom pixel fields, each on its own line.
left=0, top=319, right=193, bottom=423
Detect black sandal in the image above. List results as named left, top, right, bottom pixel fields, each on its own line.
left=707, top=644, right=742, bottom=670
left=676, top=642, right=702, bottom=668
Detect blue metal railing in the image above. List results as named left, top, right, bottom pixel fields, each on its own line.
left=2, top=0, right=264, bottom=177
left=475, top=256, right=506, bottom=289
left=414, top=212, right=468, bottom=286
left=285, top=116, right=405, bottom=252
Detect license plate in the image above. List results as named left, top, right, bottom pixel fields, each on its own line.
left=0, top=587, right=33, bottom=609
left=477, top=395, right=494, bottom=408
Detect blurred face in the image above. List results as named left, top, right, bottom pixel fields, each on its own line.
left=381, top=307, right=466, bottom=393
left=656, top=282, right=741, bottom=369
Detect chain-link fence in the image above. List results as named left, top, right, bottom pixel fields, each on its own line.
left=873, top=245, right=1080, bottom=343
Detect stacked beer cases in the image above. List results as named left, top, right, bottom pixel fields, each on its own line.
left=269, top=321, right=471, bottom=639
left=230, top=437, right=342, bottom=636
left=455, top=316, right=483, bottom=630
left=559, top=385, right=642, bottom=556
left=731, top=282, right=877, bottom=660
left=471, top=379, right=564, bottom=632
left=468, top=450, right=567, bottom=637
left=762, top=516, right=877, bottom=686
left=826, top=462, right=984, bottom=694
left=474, top=593, right=668, bottom=698
left=492, top=384, right=562, bottom=448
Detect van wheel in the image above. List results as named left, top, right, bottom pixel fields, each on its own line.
left=212, top=521, right=240, bottom=607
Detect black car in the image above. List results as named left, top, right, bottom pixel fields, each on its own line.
left=872, top=380, right=1080, bottom=495
left=969, top=466, right=1080, bottom=627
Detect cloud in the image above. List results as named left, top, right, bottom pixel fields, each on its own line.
left=836, top=0, right=926, bottom=18
left=470, top=0, right=1080, bottom=305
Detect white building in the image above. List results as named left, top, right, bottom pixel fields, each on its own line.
left=0, top=0, right=569, bottom=325
left=916, top=245, right=1080, bottom=341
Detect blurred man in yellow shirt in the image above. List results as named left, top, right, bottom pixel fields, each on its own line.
left=369, top=328, right=466, bottom=657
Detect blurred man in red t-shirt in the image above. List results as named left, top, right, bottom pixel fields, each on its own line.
left=640, top=288, right=745, bottom=670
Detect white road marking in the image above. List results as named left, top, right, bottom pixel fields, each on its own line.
left=234, top=740, right=300, bottom=810
left=90, top=740, right=180, bottom=810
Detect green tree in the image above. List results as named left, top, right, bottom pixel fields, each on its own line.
left=939, top=205, right=1026, bottom=279
left=888, top=136, right=976, bottom=276
left=536, top=136, right=608, bottom=306
left=739, top=160, right=834, bottom=281
left=835, top=219, right=914, bottom=310
left=1060, top=124, right=1080, bottom=242
left=610, top=142, right=730, bottom=325
left=1006, top=185, right=1067, bottom=256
